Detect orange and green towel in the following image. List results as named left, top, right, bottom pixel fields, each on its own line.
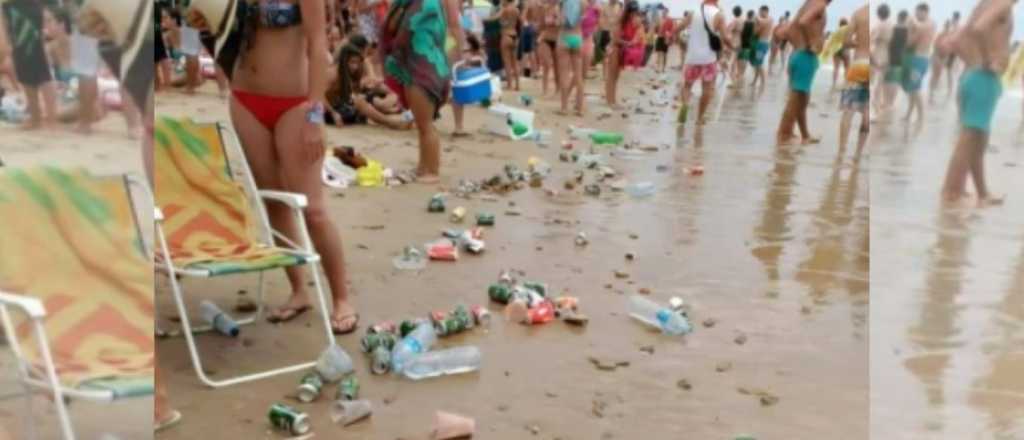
left=0, top=167, right=154, bottom=388
left=154, top=117, right=309, bottom=276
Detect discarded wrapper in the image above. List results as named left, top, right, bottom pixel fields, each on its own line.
left=575, top=232, right=589, bottom=246
left=687, top=165, right=705, bottom=176
left=432, top=411, right=476, bottom=440
left=330, top=399, right=373, bottom=426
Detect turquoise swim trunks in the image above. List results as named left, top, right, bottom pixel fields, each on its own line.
left=751, top=41, right=769, bottom=67
left=561, top=33, right=582, bottom=50
left=788, top=49, right=819, bottom=93
left=901, top=54, right=929, bottom=92
left=958, top=68, right=1003, bottom=133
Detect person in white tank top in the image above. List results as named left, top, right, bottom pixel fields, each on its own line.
left=676, top=0, right=733, bottom=126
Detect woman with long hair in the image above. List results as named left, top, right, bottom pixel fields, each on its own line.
left=497, top=0, right=519, bottom=90
left=380, top=0, right=466, bottom=183
left=604, top=0, right=637, bottom=107
left=325, top=43, right=413, bottom=129
left=579, top=0, right=599, bottom=79
left=226, top=0, right=357, bottom=334
left=537, top=0, right=560, bottom=96
left=556, top=0, right=583, bottom=115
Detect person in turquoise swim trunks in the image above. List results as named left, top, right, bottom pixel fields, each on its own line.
left=940, top=0, right=1015, bottom=207
left=901, top=2, right=935, bottom=130
left=750, top=5, right=773, bottom=94
left=557, top=0, right=584, bottom=115
left=775, top=0, right=828, bottom=146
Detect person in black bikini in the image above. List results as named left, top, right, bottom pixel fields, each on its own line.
left=0, top=0, right=58, bottom=129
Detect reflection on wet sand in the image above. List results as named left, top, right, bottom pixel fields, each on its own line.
left=872, top=87, right=1024, bottom=438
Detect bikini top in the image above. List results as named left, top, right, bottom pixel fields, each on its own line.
left=251, top=0, right=302, bottom=28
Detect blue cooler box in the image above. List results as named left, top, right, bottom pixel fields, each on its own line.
left=452, top=64, right=493, bottom=105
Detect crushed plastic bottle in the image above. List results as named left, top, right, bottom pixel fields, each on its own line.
left=589, top=131, right=625, bottom=146
left=315, top=343, right=354, bottom=382
left=401, top=346, right=482, bottom=380
left=391, top=322, right=438, bottom=373
left=531, top=129, right=552, bottom=147
left=629, top=295, right=692, bottom=335
left=200, top=300, right=239, bottom=337
left=626, top=181, right=656, bottom=198
left=392, top=246, right=428, bottom=270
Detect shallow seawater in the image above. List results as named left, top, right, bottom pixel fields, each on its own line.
left=871, top=85, right=1024, bottom=439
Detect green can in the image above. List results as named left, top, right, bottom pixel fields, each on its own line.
left=435, top=314, right=471, bottom=336
left=488, top=284, right=512, bottom=304
left=296, top=372, right=324, bottom=403
left=399, top=320, right=419, bottom=338
left=269, top=403, right=310, bottom=435
left=523, top=282, right=547, bottom=297
left=476, top=213, right=495, bottom=226
left=361, top=332, right=397, bottom=353
left=338, top=376, right=359, bottom=401
left=428, top=194, right=446, bottom=213
left=371, top=345, right=391, bottom=375
left=453, top=305, right=474, bottom=329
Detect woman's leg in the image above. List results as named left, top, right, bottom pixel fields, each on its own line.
left=273, top=104, right=356, bottom=330
left=228, top=98, right=311, bottom=320
left=572, top=49, right=584, bottom=114
left=452, top=103, right=467, bottom=134
left=606, top=48, right=620, bottom=107
left=539, top=39, right=551, bottom=94
left=405, top=85, right=441, bottom=181
left=77, top=76, right=98, bottom=133
left=354, top=96, right=412, bottom=129
left=558, top=44, right=570, bottom=113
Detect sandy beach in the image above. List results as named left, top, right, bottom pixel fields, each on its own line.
left=153, top=53, right=868, bottom=439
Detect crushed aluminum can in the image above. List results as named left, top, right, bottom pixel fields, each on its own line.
left=296, top=372, right=324, bottom=403
left=471, top=305, right=491, bottom=328
left=450, top=206, right=467, bottom=223
left=427, top=240, right=459, bottom=261
left=269, top=403, right=310, bottom=435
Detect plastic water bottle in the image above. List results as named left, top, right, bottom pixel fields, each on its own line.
left=315, top=343, right=354, bottom=382
left=401, top=346, right=481, bottom=380
left=629, top=295, right=692, bottom=335
left=391, top=322, right=437, bottom=373
left=568, top=125, right=596, bottom=140
left=626, top=181, right=656, bottom=198
left=199, top=300, right=239, bottom=337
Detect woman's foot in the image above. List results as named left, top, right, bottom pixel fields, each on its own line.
left=266, top=294, right=312, bottom=323
left=155, top=409, right=182, bottom=432
left=451, top=130, right=471, bottom=138
left=978, top=194, right=1005, bottom=207
left=330, top=302, right=359, bottom=335
left=801, top=136, right=821, bottom=145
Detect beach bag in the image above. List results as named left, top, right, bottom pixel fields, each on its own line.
left=700, top=5, right=721, bottom=54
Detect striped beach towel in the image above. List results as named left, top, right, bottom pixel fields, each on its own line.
left=0, top=167, right=154, bottom=387
left=154, top=117, right=310, bottom=276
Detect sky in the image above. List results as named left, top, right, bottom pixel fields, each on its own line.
left=639, top=0, right=866, bottom=31
left=876, top=0, right=1024, bottom=40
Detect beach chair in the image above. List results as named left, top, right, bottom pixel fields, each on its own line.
left=153, top=117, right=336, bottom=388
left=0, top=167, right=155, bottom=440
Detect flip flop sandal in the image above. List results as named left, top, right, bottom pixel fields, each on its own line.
left=155, top=410, right=182, bottom=432
left=331, top=313, right=360, bottom=335
left=266, top=304, right=312, bottom=324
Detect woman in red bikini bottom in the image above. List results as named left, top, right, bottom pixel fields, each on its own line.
left=228, top=0, right=358, bottom=334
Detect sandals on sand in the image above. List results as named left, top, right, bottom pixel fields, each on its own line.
left=155, top=410, right=182, bottom=432
left=266, top=304, right=312, bottom=323
left=331, top=313, right=360, bottom=335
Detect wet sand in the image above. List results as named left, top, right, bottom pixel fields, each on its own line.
left=154, top=52, right=867, bottom=439
left=0, top=117, right=152, bottom=438
left=871, top=83, right=1024, bottom=438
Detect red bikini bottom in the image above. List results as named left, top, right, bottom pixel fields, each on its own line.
left=232, top=89, right=307, bottom=131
